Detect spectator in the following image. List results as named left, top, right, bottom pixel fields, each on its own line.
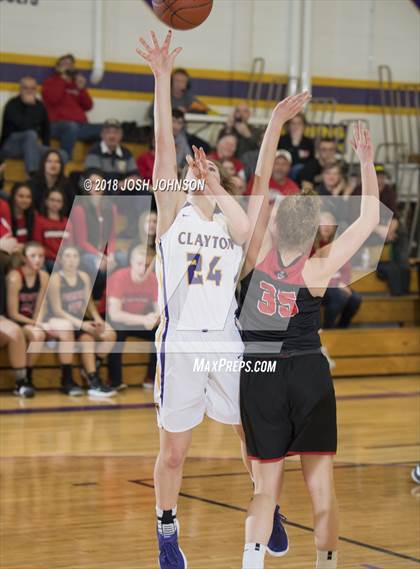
left=172, top=108, right=192, bottom=171
left=246, top=150, right=299, bottom=197
left=219, top=158, right=237, bottom=178
left=70, top=169, right=117, bottom=299
left=0, top=76, right=52, bottom=175
left=351, top=164, right=410, bottom=295
left=278, top=112, right=314, bottom=180
left=138, top=210, right=158, bottom=251
left=6, top=241, right=82, bottom=396
left=42, top=54, right=102, bottom=158
left=137, top=134, right=155, bottom=184
left=33, top=188, right=73, bottom=273
left=300, top=137, right=346, bottom=187
left=171, top=109, right=210, bottom=170
left=241, top=129, right=265, bottom=182
left=147, top=67, right=208, bottom=119
left=231, top=175, right=247, bottom=196
left=0, top=197, right=12, bottom=239
left=9, top=182, right=35, bottom=246
left=209, top=134, right=244, bottom=176
left=0, top=198, right=20, bottom=269
left=218, top=103, right=260, bottom=158
left=316, top=211, right=362, bottom=328
left=0, top=263, right=34, bottom=398
left=106, top=245, right=159, bottom=390
left=84, top=119, right=138, bottom=181
left=315, top=162, right=354, bottom=222
left=48, top=244, right=117, bottom=397
left=29, top=149, right=72, bottom=213
left=115, top=209, right=157, bottom=268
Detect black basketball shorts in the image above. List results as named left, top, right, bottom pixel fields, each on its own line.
left=240, top=352, right=337, bottom=461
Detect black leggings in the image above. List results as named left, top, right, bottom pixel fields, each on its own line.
left=107, top=327, right=157, bottom=386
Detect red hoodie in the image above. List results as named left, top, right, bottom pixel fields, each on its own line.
left=42, top=73, right=93, bottom=123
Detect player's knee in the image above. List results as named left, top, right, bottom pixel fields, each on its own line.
left=161, top=447, right=187, bottom=470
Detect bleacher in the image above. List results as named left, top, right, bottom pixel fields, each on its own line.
left=2, top=141, right=148, bottom=193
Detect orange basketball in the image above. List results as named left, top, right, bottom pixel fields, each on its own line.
left=152, top=0, right=213, bottom=31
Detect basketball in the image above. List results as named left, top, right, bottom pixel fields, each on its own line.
left=152, top=0, right=213, bottom=31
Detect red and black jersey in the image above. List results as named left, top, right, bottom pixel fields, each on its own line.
left=16, top=269, right=40, bottom=319
left=58, top=272, right=86, bottom=320
left=238, top=248, right=322, bottom=353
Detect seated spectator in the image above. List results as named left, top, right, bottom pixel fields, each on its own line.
left=209, top=134, right=244, bottom=176
left=172, top=109, right=210, bottom=171
left=0, top=198, right=20, bottom=269
left=278, top=112, right=314, bottom=181
left=147, top=67, right=208, bottom=118
left=231, top=175, right=247, bottom=196
left=33, top=188, right=73, bottom=273
left=219, top=158, right=237, bottom=178
left=0, top=76, right=53, bottom=175
left=218, top=103, right=260, bottom=159
left=29, top=149, right=73, bottom=213
left=9, top=182, right=35, bottom=247
left=0, top=263, right=34, bottom=397
left=84, top=119, right=138, bottom=182
left=246, top=150, right=299, bottom=197
left=70, top=169, right=117, bottom=299
left=351, top=164, right=410, bottom=295
left=315, top=163, right=354, bottom=222
left=42, top=54, right=102, bottom=159
left=136, top=134, right=155, bottom=184
left=6, top=241, right=82, bottom=396
left=0, top=197, right=12, bottom=239
left=106, top=245, right=159, bottom=390
left=241, top=130, right=265, bottom=182
left=48, top=244, right=117, bottom=397
left=116, top=209, right=157, bottom=268
left=316, top=211, right=362, bottom=328
left=300, top=137, right=346, bottom=187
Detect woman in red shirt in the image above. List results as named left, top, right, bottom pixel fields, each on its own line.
left=33, top=188, right=73, bottom=273
left=9, top=182, right=35, bottom=247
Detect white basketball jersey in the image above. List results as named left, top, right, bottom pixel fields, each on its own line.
left=156, top=201, right=243, bottom=331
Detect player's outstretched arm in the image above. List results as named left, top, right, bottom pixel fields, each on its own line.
left=187, top=146, right=250, bottom=245
left=307, top=122, right=380, bottom=285
left=137, top=30, right=184, bottom=235
left=245, top=91, right=311, bottom=271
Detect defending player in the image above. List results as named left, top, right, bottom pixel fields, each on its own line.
left=137, top=30, right=292, bottom=569
left=239, top=109, right=380, bottom=569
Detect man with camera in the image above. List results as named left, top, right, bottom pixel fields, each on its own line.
left=42, top=54, right=102, bottom=159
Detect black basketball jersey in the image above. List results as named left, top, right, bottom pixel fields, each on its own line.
left=17, top=268, right=40, bottom=319
left=59, top=272, right=86, bottom=319
left=238, top=248, right=322, bottom=353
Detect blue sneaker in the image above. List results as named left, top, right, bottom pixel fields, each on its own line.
left=267, top=505, right=289, bottom=557
left=157, top=521, right=187, bottom=568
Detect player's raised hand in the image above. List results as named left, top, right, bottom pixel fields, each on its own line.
left=136, top=30, right=182, bottom=77
left=350, top=121, right=374, bottom=164
left=186, top=145, right=209, bottom=181
left=272, top=91, right=311, bottom=124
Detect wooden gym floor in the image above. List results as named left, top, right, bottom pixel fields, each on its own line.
left=0, top=376, right=419, bottom=569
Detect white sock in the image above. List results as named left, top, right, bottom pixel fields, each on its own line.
left=156, top=506, right=177, bottom=537
left=316, top=550, right=337, bottom=568
left=242, top=543, right=266, bottom=569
